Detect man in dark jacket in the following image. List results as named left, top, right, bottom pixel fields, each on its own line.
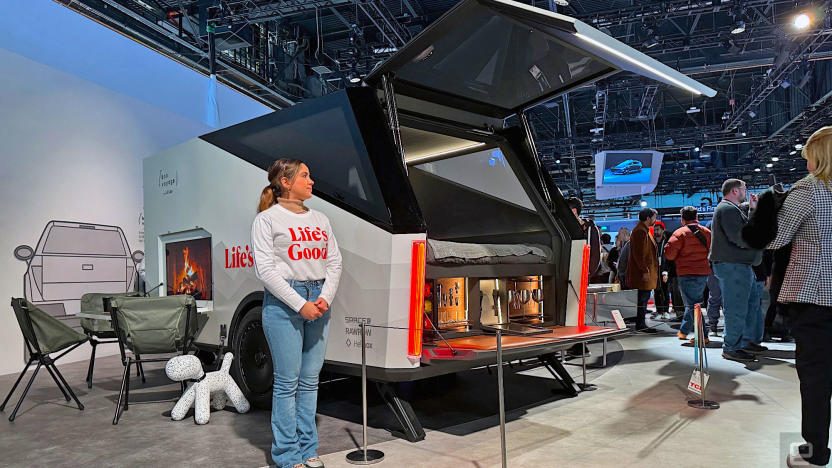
left=627, top=208, right=659, bottom=333
left=652, top=222, right=672, bottom=320
left=665, top=206, right=712, bottom=342
left=739, top=186, right=794, bottom=342
left=617, top=240, right=632, bottom=290
left=710, top=179, right=764, bottom=363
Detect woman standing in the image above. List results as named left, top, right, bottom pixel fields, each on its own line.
left=251, top=159, right=342, bottom=468
left=768, top=127, right=832, bottom=468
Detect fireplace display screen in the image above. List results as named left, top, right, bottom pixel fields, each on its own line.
left=165, top=237, right=212, bottom=300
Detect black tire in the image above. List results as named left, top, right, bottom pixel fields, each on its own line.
left=231, top=305, right=273, bottom=409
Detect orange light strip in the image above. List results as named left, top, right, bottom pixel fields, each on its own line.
left=577, top=244, right=590, bottom=328
left=408, top=240, right=426, bottom=358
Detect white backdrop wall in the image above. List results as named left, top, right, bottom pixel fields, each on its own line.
left=0, top=1, right=271, bottom=376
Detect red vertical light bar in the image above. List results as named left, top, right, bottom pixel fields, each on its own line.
left=577, top=244, right=590, bottom=328
left=408, top=240, right=426, bottom=358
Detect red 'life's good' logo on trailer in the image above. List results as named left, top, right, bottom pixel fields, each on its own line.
left=287, top=227, right=329, bottom=261
left=225, top=245, right=254, bottom=269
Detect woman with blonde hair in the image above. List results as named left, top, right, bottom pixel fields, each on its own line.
left=251, top=158, right=343, bottom=468
left=769, top=127, right=832, bottom=467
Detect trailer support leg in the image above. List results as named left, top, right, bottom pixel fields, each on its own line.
left=539, top=353, right=580, bottom=397
left=375, top=382, right=426, bottom=442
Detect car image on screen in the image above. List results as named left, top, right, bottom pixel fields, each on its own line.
left=610, top=159, right=643, bottom=175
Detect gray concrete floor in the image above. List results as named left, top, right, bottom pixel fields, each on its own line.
left=0, top=317, right=800, bottom=468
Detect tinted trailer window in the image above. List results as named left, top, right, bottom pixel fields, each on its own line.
left=202, top=89, right=424, bottom=234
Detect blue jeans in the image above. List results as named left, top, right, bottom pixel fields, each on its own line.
left=706, top=271, right=722, bottom=332
left=713, top=263, right=757, bottom=352
left=678, top=275, right=708, bottom=335
left=262, top=281, right=330, bottom=468
left=748, top=280, right=765, bottom=345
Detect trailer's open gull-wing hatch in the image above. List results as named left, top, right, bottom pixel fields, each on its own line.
left=366, top=0, right=715, bottom=121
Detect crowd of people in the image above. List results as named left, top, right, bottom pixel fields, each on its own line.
left=571, top=179, right=792, bottom=359
left=570, top=125, right=832, bottom=467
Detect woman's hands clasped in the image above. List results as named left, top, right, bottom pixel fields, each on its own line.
left=300, top=302, right=324, bottom=320
left=299, top=297, right=330, bottom=320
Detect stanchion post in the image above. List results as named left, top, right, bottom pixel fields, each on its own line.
left=346, top=323, right=385, bottom=464
left=496, top=329, right=507, bottom=468
left=578, top=343, right=597, bottom=391
left=687, top=304, right=719, bottom=410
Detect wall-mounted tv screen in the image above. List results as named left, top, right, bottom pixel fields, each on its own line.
left=165, top=237, right=212, bottom=300
left=601, top=152, right=653, bottom=184
left=594, top=150, right=663, bottom=200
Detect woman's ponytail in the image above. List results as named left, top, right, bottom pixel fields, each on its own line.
left=258, top=185, right=277, bottom=213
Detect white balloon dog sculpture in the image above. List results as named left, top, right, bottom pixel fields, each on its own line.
left=165, top=352, right=250, bottom=424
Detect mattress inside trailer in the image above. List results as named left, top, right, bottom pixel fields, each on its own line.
left=426, top=239, right=552, bottom=265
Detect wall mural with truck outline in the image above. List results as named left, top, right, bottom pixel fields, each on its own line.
left=13, top=220, right=144, bottom=328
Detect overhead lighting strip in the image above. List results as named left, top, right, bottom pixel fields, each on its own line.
left=405, top=142, right=487, bottom=165
left=574, top=33, right=703, bottom=96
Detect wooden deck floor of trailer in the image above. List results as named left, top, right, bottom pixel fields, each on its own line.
left=428, top=325, right=619, bottom=350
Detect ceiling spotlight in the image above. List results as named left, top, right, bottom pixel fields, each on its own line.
left=686, top=106, right=701, bottom=114
left=346, top=68, right=362, bottom=84
left=790, top=150, right=797, bottom=155
left=790, top=167, right=797, bottom=171
left=731, top=20, right=746, bottom=34
left=640, top=200, right=648, bottom=207
left=694, top=146, right=701, bottom=152
left=754, top=168, right=761, bottom=172
left=555, top=159, right=561, bottom=164
left=552, top=0, right=569, bottom=5
left=766, top=163, right=774, bottom=168
left=748, top=110, right=757, bottom=118
left=794, top=13, right=811, bottom=30
left=795, top=143, right=804, bottom=150
left=772, top=157, right=780, bottom=161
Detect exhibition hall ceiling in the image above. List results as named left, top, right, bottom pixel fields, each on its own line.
left=53, top=0, right=832, bottom=213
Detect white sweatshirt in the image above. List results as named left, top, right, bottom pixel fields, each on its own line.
left=251, top=204, right=342, bottom=313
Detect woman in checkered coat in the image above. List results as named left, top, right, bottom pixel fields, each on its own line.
left=770, top=126, right=832, bottom=468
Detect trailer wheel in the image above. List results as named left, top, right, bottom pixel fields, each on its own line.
left=231, top=305, right=273, bottom=409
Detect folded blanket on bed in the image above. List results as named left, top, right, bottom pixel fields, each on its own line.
left=427, top=239, right=552, bottom=265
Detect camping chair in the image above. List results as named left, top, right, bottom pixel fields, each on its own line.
left=107, top=295, right=197, bottom=425
left=1, top=298, right=88, bottom=422
left=80, top=292, right=144, bottom=388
